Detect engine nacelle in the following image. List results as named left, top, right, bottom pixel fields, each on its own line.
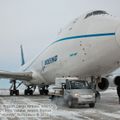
left=114, top=76, right=120, bottom=86
left=96, top=78, right=109, bottom=91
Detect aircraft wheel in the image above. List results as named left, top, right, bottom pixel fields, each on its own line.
left=29, top=90, right=33, bottom=95
left=40, top=90, right=44, bottom=95
left=16, top=90, right=19, bottom=96
left=45, top=90, right=48, bottom=95
left=10, top=90, right=13, bottom=96
left=24, top=90, right=28, bottom=95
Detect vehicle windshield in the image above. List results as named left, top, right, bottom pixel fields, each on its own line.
left=70, top=80, right=90, bottom=89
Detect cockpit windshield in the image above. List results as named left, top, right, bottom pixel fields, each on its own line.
left=84, top=10, right=108, bottom=19
left=70, top=80, right=90, bottom=89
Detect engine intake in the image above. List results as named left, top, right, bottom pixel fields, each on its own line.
left=114, top=76, right=120, bottom=86
left=97, top=78, right=109, bottom=91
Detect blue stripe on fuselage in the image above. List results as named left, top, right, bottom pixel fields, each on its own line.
left=51, top=32, right=115, bottom=45
left=23, top=32, right=115, bottom=71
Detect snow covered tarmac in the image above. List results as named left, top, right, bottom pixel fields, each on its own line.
left=0, top=88, right=119, bottom=120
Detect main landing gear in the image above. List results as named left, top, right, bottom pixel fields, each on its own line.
left=9, top=80, right=22, bottom=96
left=24, top=86, right=36, bottom=95
left=9, top=80, right=36, bottom=96
left=90, top=76, right=101, bottom=102
left=38, top=84, right=49, bottom=95
left=9, top=80, right=48, bottom=96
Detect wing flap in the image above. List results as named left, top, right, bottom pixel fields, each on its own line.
left=0, top=70, right=32, bottom=80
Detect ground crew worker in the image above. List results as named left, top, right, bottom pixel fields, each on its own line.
left=116, top=85, right=120, bottom=104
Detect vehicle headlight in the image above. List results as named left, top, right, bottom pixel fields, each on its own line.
left=74, top=93, right=80, bottom=97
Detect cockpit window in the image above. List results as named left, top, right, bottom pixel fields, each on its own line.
left=84, top=10, right=108, bottom=19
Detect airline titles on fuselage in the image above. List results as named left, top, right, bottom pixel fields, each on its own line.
left=44, top=55, right=58, bottom=65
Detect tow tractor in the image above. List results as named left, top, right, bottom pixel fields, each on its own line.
left=49, top=77, right=96, bottom=108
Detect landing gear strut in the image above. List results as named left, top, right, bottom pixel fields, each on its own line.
left=24, top=86, right=36, bottom=95
left=38, top=85, right=49, bottom=95
left=90, top=76, right=101, bottom=102
left=10, top=80, right=21, bottom=96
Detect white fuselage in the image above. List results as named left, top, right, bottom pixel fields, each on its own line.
left=21, top=12, right=120, bottom=85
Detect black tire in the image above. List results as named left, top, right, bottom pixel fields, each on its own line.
left=24, top=90, right=28, bottom=95
left=89, top=103, right=95, bottom=108
left=16, top=90, right=19, bottom=96
left=10, top=90, right=13, bottom=96
left=40, top=90, right=44, bottom=95
left=67, top=99, right=73, bottom=108
left=29, top=90, right=33, bottom=95
left=49, top=95, right=55, bottom=101
left=45, top=90, right=48, bottom=95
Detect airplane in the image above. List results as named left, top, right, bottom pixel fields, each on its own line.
left=0, top=10, right=120, bottom=96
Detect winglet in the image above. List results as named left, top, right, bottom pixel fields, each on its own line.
left=20, top=45, right=25, bottom=66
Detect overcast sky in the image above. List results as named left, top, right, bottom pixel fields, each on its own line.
left=0, top=0, right=120, bottom=88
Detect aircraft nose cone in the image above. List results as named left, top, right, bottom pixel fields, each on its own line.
left=116, top=26, right=120, bottom=46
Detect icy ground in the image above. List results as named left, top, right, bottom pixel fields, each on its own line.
left=0, top=88, right=119, bottom=120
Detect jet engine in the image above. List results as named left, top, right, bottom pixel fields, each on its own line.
left=114, top=76, right=120, bottom=86
left=96, top=77, right=109, bottom=91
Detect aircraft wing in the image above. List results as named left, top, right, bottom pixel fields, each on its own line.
left=0, top=70, right=32, bottom=81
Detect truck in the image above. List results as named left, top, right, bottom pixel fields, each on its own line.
left=48, top=77, right=96, bottom=108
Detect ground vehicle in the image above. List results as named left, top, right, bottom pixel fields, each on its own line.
left=49, top=77, right=96, bottom=108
